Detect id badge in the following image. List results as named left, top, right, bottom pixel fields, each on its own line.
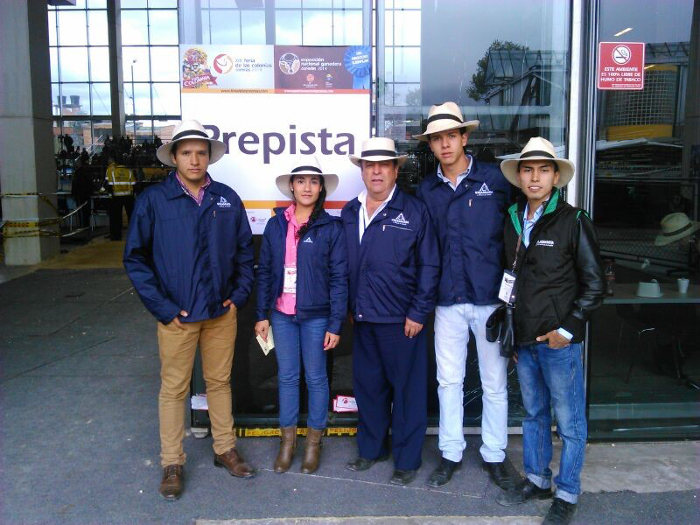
left=283, top=266, right=297, bottom=294
left=498, top=270, right=516, bottom=303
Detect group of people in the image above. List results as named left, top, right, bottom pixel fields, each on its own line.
left=123, top=101, right=605, bottom=525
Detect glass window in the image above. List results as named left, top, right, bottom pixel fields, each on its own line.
left=60, top=83, right=91, bottom=115
left=303, top=10, right=333, bottom=45
left=89, top=47, right=110, bottom=82
left=59, top=48, right=90, bottom=82
left=51, top=84, right=62, bottom=116
left=148, top=0, right=178, bottom=7
left=392, top=10, right=420, bottom=46
left=50, top=48, right=59, bottom=83
left=209, top=9, right=240, bottom=44
left=333, top=10, right=363, bottom=45
left=91, top=83, right=112, bottom=115
left=88, top=10, right=109, bottom=46
left=276, top=0, right=302, bottom=6
left=48, top=12, right=58, bottom=46
left=121, top=47, right=151, bottom=81
left=276, top=10, right=302, bottom=44
left=87, top=0, right=107, bottom=7
left=121, top=0, right=148, bottom=8
left=150, top=47, right=180, bottom=81
left=128, top=83, right=152, bottom=115
left=121, top=10, right=149, bottom=45
left=334, top=0, right=362, bottom=6
left=392, top=47, right=420, bottom=82
left=241, top=10, right=266, bottom=44
left=151, top=83, right=181, bottom=115
left=588, top=0, right=698, bottom=439
left=58, top=11, right=88, bottom=46
left=148, top=10, right=179, bottom=45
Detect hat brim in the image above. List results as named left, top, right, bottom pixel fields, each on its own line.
left=349, top=154, right=408, bottom=168
left=157, top=136, right=227, bottom=167
left=654, top=222, right=700, bottom=246
left=413, top=120, right=480, bottom=142
left=500, top=156, right=575, bottom=189
left=275, top=173, right=339, bottom=200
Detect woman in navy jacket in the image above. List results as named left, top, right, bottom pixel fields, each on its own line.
left=255, top=159, right=348, bottom=475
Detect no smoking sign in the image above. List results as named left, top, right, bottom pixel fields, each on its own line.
left=597, top=42, right=645, bottom=90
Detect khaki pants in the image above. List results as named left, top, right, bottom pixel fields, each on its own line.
left=157, top=308, right=237, bottom=467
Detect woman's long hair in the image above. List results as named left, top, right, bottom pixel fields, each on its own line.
left=293, top=174, right=327, bottom=240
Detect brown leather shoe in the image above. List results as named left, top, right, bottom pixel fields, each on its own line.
left=159, top=464, right=184, bottom=501
left=300, top=428, right=323, bottom=474
left=274, top=426, right=297, bottom=473
left=214, top=448, right=256, bottom=478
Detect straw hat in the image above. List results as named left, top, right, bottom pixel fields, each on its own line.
left=499, top=137, right=575, bottom=188
left=349, top=137, right=408, bottom=167
left=275, top=157, right=339, bottom=200
left=156, top=119, right=226, bottom=167
left=413, top=102, right=480, bottom=141
left=654, top=212, right=700, bottom=246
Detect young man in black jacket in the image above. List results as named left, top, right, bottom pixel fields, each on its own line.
left=495, top=138, right=604, bottom=525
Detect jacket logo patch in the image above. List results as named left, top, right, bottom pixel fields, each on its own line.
left=474, top=182, right=493, bottom=196
left=217, top=196, right=231, bottom=208
left=303, top=237, right=313, bottom=243
left=391, top=213, right=409, bottom=226
left=536, top=240, right=554, bottom=247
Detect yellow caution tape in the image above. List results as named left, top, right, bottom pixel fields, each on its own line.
left=234, top=426, right=357, bottom=437
left=0, top=192, right=59, bottom=213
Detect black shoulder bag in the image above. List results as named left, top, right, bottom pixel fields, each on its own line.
left=486, top=232, right=523, bottom=358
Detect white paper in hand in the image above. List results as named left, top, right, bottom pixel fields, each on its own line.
left=256, top=327, right=275, bottom=356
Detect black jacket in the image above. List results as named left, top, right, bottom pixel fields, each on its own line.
left=504, top=189, right=604, bottom=345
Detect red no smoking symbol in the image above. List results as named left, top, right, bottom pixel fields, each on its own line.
left=612, top=45, right=631, bottom=65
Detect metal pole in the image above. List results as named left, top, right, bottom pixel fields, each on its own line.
left=131, top=59, right=137, bottom=141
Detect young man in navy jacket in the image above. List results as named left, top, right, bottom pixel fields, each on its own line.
left=415, top=102, right=514, bottom=489
left=124, top=120, right=255, bottom=500
left=342, top=137, right=439, bottom=486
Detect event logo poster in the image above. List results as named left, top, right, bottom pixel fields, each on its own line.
left=181, top=46, right=274, bottom=92
left=275, top=46, right=371, bottom=92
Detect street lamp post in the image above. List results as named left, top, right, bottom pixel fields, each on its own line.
left=130, top=59, right=137, bottom=141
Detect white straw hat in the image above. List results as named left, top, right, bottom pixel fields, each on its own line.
left=275, top=157, right=339, bottom=200
left=500, top=137, right=575, bottom=188
left=349, top=137, right=408, bottom=167
left=413, top=102, right=479, bottom=141
left=156, top=119, right=226, bottom=167
left=654, top=212, right=700, bottom=246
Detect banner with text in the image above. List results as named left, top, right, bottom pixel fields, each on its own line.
left=180, top=45, right=371, bottom=233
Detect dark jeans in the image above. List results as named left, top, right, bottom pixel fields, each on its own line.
left=109, top=195, right=134, bottom=240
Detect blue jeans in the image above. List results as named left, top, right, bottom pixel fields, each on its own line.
left=516, top=342, right=587, bottom=504
left=271, top=310, right=329, bottom=430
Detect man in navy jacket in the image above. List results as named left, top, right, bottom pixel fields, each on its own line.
left=124, top=120, right=255, bottom=500
left=415, top=102, right=514, bottom=489
left=342, top=137, right=439, bottom=486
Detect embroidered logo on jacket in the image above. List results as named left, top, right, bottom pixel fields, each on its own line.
left=217, top=196, right=232, bottom=208
left=391, top=213, right=409, bottom=226
left=474, top=182, right=493, bottom=196
left=303, top=237, right=313, bottom=243
left=536, top=240, right=554, bottom=247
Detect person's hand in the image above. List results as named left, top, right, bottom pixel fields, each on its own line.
left=170, top=310, right=189, bottom=330
left=324, top=332, right=340, bottom=351
left=222, top=299, right=237, bottom=312
left=255, top=320, right=270, bottom=342
left=536, top=330, right=570, bottom=349
left=404, top=318, right=423, bottom=338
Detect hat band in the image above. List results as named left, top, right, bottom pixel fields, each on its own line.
left=171, top=129, right=209, bottom=142
left=291, top=165, right=323, bottom=174
left=427, top=113, right=463, bottom=125
left=662, top=222, right=694, bottom=237
left=520, top=149, right=555, bottom=160
left=361, top=149, right=398, bottom=158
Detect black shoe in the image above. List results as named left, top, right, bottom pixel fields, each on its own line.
left=390, top=469, right=417, bottom=486
left=482, top=458, right=518, bottom=490
left=543, top=497, right=577, bottom=524
left=496, top=479, right=553, bottom=506
left=427, top=458, right=462, bottom=487
left=345, top=454, right=389, bottom=472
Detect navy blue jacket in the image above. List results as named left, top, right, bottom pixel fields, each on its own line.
left=341, top=188, right=439, bottom=325
left=123, top=173, right=254, bottom=324
left=256, top=208, right=348, bottom=335
left=417, top=158, right=511, bottom=306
